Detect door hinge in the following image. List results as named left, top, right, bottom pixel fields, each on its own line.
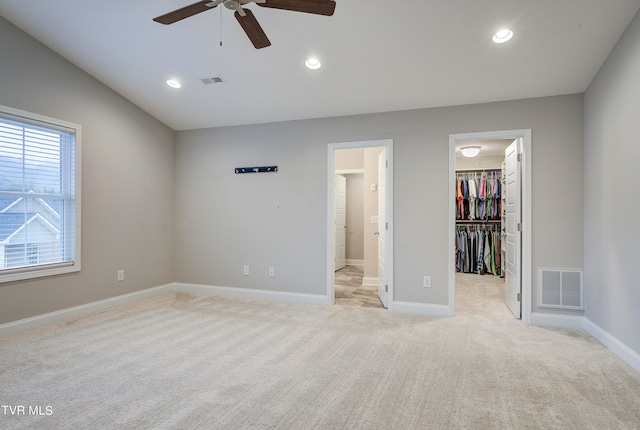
left=517, top=153, right=522, bottom=162
left=517, top=292, right=521, bottom=302
left=385, top=160, right=389, bottom=168
left=385, top=285, right=388, bottom=293
left=517, top=222, right=521, bottom=232
left=385, top=222, right=389, bottom=230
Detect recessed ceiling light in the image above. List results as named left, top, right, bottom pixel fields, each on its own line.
left=492, top=29, right=513, bottom=44
left=166, top=79, right=182, bottom=89
left=305, top=58, right=321, bottom=70
left=460, top=146, right=481, bottom=158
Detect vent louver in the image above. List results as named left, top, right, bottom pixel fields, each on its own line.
left=201, top=76, right=224, bottom=85
left=538, top=268, right=584, bottom=310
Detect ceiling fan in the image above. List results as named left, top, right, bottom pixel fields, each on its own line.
left=153, top=0, right=336, bottom=49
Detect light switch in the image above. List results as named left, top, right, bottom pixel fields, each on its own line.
left=371, top=184, right=377, bottom=191
left=371, top=215, right=378, bottom=224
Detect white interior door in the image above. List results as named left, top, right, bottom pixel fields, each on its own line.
left=334, top=174, right=346, bottom=271
left=377, top=150, right=388, bottom=308
left=504, top=138, right=522, bottom=318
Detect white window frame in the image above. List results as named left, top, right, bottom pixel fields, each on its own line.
left=0, top=105, right=81, bottom=283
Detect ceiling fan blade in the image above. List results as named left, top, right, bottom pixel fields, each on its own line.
left=235, top=9, right=271, bottom=49
left=153, top=1, right=218, bottom=25
left=257, top=0, right=336, bottom=16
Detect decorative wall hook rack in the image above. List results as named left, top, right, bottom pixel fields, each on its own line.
left=235, top=166, right=278, bottom=174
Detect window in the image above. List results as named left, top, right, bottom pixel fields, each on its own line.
left=0, top=105, right=81, bottom=283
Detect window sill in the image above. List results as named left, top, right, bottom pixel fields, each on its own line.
left=0, top=263, right=80, bottom=284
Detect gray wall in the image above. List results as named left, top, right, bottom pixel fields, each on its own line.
left=345, top=174, right=364, bottom=262
left=584, top=10, right=640, bottom=355
left=0, top=18, right=175, bottom=324
left=175, top=94, right=584, bottom=311
left=362, top=147, right=383, bottom=280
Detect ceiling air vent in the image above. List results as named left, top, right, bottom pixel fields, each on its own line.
left=201, top=76, right=225, bottom=85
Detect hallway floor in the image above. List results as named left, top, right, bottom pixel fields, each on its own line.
left=334, top=265, right=384, bottom=308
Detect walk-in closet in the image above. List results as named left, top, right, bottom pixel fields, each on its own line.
left=454, top=140, right=511, bottom=314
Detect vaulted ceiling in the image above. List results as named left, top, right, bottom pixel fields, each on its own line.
left=1, top=0, right=639, bottom=130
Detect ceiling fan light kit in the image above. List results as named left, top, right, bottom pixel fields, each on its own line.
left=154, top=0, right=336, bottom=49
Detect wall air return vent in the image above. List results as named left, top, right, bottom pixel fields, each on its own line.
left=538, top=268, right=584, bottom=310
left=201, top=76, right=225, bottom=85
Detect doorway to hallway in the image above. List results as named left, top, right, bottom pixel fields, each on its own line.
left=327, top=139, right=393, bottom=310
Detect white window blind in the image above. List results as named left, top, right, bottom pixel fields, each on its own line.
left=0, top=105, right=81, bottom=282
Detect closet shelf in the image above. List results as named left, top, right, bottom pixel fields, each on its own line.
left=455, top=168, right=501, bottom=174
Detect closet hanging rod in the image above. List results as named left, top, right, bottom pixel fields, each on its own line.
left=455, top=168, right=501, bottom=173
left=456, top=223, right=500, bottom=230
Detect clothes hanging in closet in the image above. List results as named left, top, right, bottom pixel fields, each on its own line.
left=455, top=225, right=501, bottom=276
left=455, top=171, right=501, bottom=221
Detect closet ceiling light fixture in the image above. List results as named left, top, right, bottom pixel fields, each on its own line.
left=166, top=79, right=182, bottom=89
left=493, top=29, right=513, bottom=44
left=460, top=146, right=481, bottom=158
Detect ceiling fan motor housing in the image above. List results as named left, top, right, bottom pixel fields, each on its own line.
left=224, top=0, right=242, bottom=11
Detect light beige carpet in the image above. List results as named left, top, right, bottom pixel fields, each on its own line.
left=1, top=278, right=639, bottom=429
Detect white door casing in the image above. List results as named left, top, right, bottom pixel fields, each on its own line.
left=504, top=138, right=522, bottom=319
left=377, top=150, right=388, bottom=308
left=334, top=174, right=347, bottom=271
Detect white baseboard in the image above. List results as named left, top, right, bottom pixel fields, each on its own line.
left=0, top=284, right=174, bottom=338
left=0, top=282, right=330, bottom=338
left=531, top=312, right=585, bottom=330
left=392, top=301, right=450, bottom=317
left=174, top=282, right=331, bottom=306
left=362, top=277, right=378, bottom=287
left=583, top=318, right=640, bottom=373
left=345, top=259, right=364, bottom=267
left=529, top=312, right=640, bottom=374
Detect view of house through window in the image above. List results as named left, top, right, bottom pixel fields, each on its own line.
left=0, top=106, right=80, bottom=282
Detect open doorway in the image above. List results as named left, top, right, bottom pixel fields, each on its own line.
left=448, top=130, right=532, bottom=323
left=327, top=140, right=393, bottom=310
left=454, top=139, right=511, bottom=318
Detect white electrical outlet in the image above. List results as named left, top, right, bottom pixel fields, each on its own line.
left=117, top=270, right=124, bottom=282
left=268, top=267, right=275, bottom=277
left=423, top=276, right=431, bottom=288
left=243, top=265, right=250, bottom=276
